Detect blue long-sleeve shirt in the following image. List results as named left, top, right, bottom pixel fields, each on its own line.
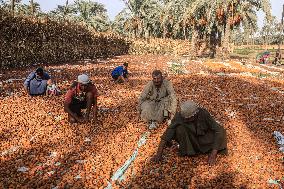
left=111, top=66, right=128, bottom=77
left=24, top=71, right=50, bottom=95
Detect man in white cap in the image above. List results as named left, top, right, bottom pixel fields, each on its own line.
left=138, top=70, right=177, bottom=130
left=64, top=74, right=98, bottom=123
left=151, top=100, right=227, bottom=165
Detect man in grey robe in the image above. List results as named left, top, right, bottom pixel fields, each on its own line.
left=151, top=100, right=227, bottom=165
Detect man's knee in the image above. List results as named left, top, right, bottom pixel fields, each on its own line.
left=140, top=109, right=149, bottom=120
left=86, top=92, right=94, bottom=100
left=176, top=126, right=187, bottom=136
left=64, top=105, right=70, bottom=113
left=141, top=101, right=153, bottom=110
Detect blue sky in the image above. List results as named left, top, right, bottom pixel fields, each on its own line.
left=258, top=0, right=283, bottom=27
left=22, top=0, right=125, bottom=20
left=22, top=0, right=283, bottom=28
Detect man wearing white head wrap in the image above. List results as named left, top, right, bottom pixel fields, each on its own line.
left=180, top=100, right=199, bottom=119
left=152, top=100, right=227, bottom=165
left=64, top=74, right=98, bottom=123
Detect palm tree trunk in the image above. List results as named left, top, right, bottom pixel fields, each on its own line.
left=222, top=21, right=231, bottom=59
left=252, top=32, right=255, bottom=46
left=139, top=19, right=143, bottom=38
left=209, top=26, right=217, bottom=58
left=64, top=0, right=69, bottom=17
left=278, top=5, right=284, bottom=50
left=217, top=31, right=222, bottom=47
left=11, top=0, right=15, bottom=16
left=265, top=32, right=268, bottom=49
left=163, top=24, right=167, bottom=39
left=145, top=25, right=150, bottom=38
left=191, top=27, right=198, bottom=58
left=30, top=0, right=34, bottom=16
left=134, top=26, right=137, bottom=38
left=183, top=21, right=187, bottom=40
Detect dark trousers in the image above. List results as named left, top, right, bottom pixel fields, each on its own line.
left=112, top=73, right=127, bottom=80
left=70, top=98, right=87, bottom=116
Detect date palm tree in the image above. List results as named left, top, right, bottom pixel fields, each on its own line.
left=16, top=1, right=40, bottom=16
left=184, top=0, right=271, bottom=58
left=50, top=0, right=110, bottom=32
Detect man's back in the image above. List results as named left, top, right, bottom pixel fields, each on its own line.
left=111, top=66, right=124, bottom=76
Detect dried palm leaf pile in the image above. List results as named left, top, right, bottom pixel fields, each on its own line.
left=0, top=54, right=283, bottom=188
left=129, top=38, right=191, bottom=56
left=0, top=10, right=130, bottom=68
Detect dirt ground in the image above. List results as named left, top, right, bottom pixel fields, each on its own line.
left=0, top=55, right=283, bottom=188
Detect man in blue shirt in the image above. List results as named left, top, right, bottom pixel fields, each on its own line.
left=24, top=67, right=51, bottom=96
left=111, top=62, right=129, bottom=83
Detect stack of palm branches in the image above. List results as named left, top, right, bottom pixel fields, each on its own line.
left=129, top=38, right=191, bottom=55
left=0, top=10, right=130, bottom=68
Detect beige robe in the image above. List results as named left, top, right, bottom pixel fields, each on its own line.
left=138, top=79, right=177, bottom=122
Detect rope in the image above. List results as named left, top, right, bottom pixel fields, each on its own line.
left=105, top=131, right=150, bottom=189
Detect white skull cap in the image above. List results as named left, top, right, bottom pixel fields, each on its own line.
left=180, top=100, right=199, bottom=118
left=77, top=74, right=90, bottom=84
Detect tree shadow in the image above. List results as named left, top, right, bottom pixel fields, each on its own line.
left=120, top=73, right=283, bottom=188
left=195, top=171, right=249, bottom=189
left=120, top=148, right=248, bottom=188
left=0, top=92, right=145, bottom=188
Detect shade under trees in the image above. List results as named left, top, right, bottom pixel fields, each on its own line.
left=1, top=0, right=279, bottom=58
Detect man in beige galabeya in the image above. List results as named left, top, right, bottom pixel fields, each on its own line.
left=138, top=70, right=177, bottom=130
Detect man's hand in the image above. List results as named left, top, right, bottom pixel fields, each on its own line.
left=115, top=75, right=125, bottom=83
left=151, top=154, right=163, bottom=163
left=24, top=86, right=30, bottom=96
left=136, top=109, right=141, bottom=121
left=208, top=149, right=218, bottom=166
left=151, top=139, right=166, bottom=163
